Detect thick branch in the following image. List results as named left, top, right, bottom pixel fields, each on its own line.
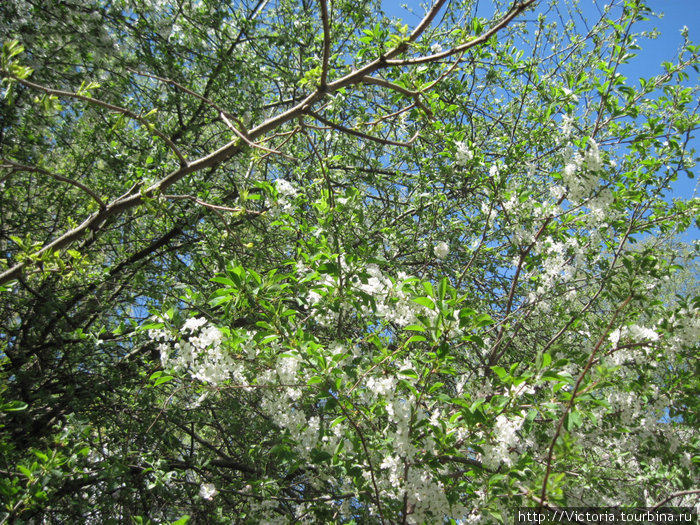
left=385, top=0, right=536, bottom=66
left=319, top=0, right=331, bottom=90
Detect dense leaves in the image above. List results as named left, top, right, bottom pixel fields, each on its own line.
left=1, top=0, right=698, bottom=523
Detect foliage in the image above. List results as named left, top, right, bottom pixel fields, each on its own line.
left=1, top=0, right=699, bottom=522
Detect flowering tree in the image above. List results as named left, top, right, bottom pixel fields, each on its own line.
left=1, top=0, right=699, bottom=523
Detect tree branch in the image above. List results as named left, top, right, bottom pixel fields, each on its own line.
left=0, top=158, right=105, bottom=210
left=360, top=75, right=432, bottom=116
left=385, top=0, right=536, bottom=66
left=0, top=2, right=532, bottom=287
left=306, top=110, right=420, bottom=147
left=538, top=294, right=633, bottom=510
left=6, top=73, right=188, bottom=167
left=319, top=0, right=331, bottom=90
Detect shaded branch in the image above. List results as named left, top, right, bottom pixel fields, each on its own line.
left=319, top=0, right=331, bottom=90
left=0, top=158, right=105, bottom=210
left=6, top=73, right=188, bottom=166
left=651, top=490, right=700, bottom=509
left=306, top=110, right=420, bottom=147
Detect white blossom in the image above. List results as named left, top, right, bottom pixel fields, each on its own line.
left=199, top=482, right=218, bottom=500
left=454, top=141, right=474, bottom=166
left=182, top=316, right=207, bottom=332
left=560, top=114, right=574, bottom=137
left=585, top=137, right=602, bottom=172
left=275, top=178, right=297, bottom=198
left=434, top=241, right=449, bottom=260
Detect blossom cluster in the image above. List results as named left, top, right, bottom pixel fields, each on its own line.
left=297, top=259, right=439, bottom=329
left=270, top=177, right=299, bottom=216
left=149, top=316, right=247, bottom=385
left=454, top=141, right=474, bottom=166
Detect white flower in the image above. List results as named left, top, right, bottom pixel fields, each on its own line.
left=454, top=141, right=473, bottom=166
left=199, top=482, right=218, bottom=500
left=626, top=324, right=659, bottom=343
left=585, top=137, right=602, bottom=172
left=560, top=114, right=573, bottom=137
left=550, top=185, right=566, bottom=200
left=434, top=241, right=449, bottom=260
left=182, top=317, right=207, bottom=333
left=275, top=178, right=298, bottom=198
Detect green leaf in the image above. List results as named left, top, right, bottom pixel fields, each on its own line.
left=490, top=366, right=508, bottom=380
left=154, top=375, right=173, bottom=387
left=564, top=410, right=583, bottom=431
left=541, top=353, right=551, bottom=369
left=1, top=400, right=28, bottom=412
left=474, top=313, right=493, bottom=327
left=438, top=277, right=448, bottom=301
left=413, top=296, right=435, bottom=310
left=211, top=276, right=237, bottom=288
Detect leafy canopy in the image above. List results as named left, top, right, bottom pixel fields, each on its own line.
left=0, top=0, right=698, bottom=523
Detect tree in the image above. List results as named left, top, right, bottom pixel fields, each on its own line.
left=1, top=0, right=698, bottom=522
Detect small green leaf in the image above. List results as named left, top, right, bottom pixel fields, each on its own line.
left=413, top=296, right=435, bottom=310
left=490, top=366, right=507, bottom=380
left=1, top=400, right=28, bottom=412
left=542, top=353, right=551, bottom=369
left=211, top=276, right=237, bottom=288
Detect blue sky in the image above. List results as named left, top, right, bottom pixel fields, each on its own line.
left=615, top=1, right=699, bottom=208
left=381, top=0, right=699, bottom=241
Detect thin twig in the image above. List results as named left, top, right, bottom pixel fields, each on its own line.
left=385, top=0, right=536, bottom=66
left=361, top=75, right=433, bottom=117
left=1, top=158, right=105, bottom=209
left=336, top=400, right=386, bottom=525
left=127, top=67, right=233, bottom=119
left=220, top=112, right=296, bottom=160
left=307, top=110, right=420, bottom=147
left=538, top=295, right=633, bottom=510
left=7, top=73, right=188, bottom=166
left=163, top=194, right=262, bottom=215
